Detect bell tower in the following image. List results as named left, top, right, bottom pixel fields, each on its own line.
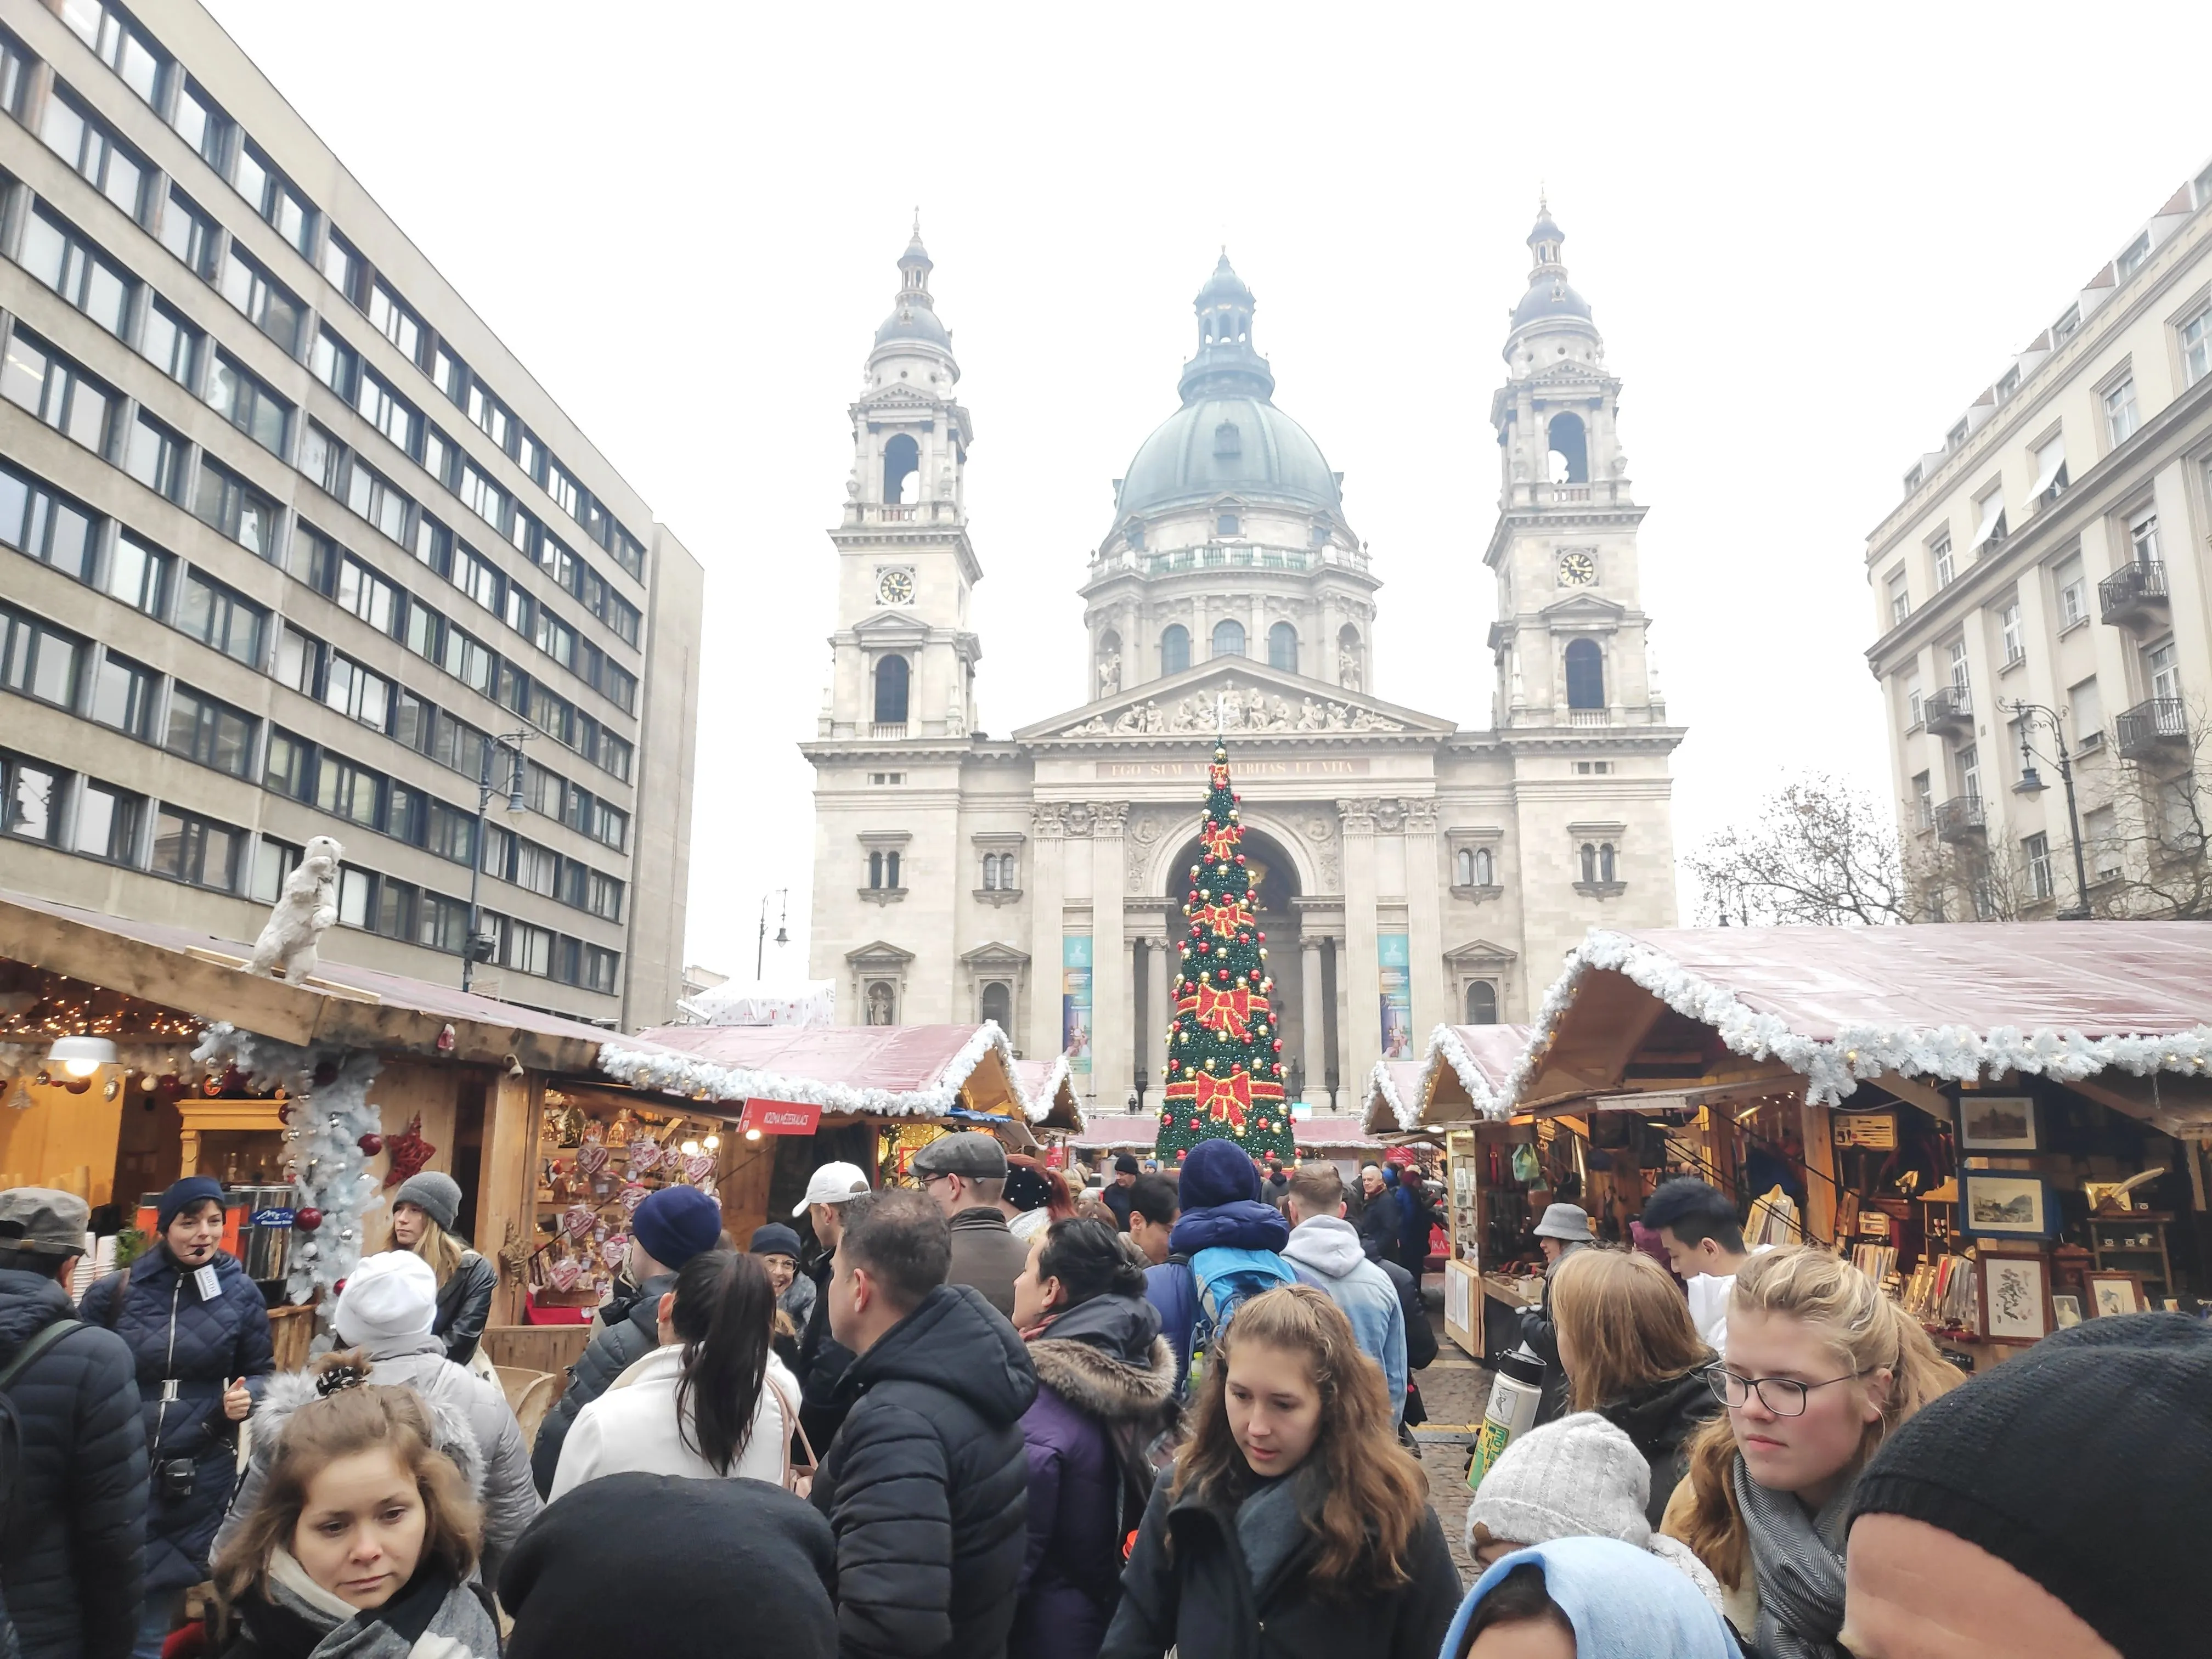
left=1484, top=205, right=1663, bottom=732
left=821, top=221, right=982, bottom=741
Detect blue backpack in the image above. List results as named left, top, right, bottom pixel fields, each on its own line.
left=1183, top=1246, right=1296, bottom=1393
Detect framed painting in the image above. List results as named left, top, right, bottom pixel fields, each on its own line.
left=1956, top=1094, right=2040, bottom=1153
left=2051, top=1294, right=2083, bottom=1329
left=2086, top=1271, right=2146, bottom=1319
left=1960, top=1172, right=2057, bottom=1240
left=1976, top=1251, right=2051, bottom=1345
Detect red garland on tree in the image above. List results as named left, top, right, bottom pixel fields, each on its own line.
left=1156, top=741, right=1292, bottom=1164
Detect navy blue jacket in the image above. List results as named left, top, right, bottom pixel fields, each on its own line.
left=1147, top=1200, right=1289, bottom=1394
left=0, top=1267, right=145, bottom=1659
left=80, top=1248, right=273, bottom=1592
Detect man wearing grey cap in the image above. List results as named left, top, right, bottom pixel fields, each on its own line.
left=911, top=1132, right=1026, bottom=1320
left=0, top=1187, right=146, bottom=1659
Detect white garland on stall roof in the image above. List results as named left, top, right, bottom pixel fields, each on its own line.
left=1019, top=1051, right=1074, bottom=1122
left=596, top=1022, right=1047, bottom=1122
left=1426, top=1026, right=1510, bottom=1124
left=0, top=1042, right=204, bottom=1081
left=1503, top=929, right=2212, bottom=1110
left=195, top=1023, right=384, bottom=1305
left=1366, top=1059, right=1415, bottom=1133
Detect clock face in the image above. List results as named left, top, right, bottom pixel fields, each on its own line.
left=876, top=567, right=916, bottom=606
left=1557, top=550, right=1598, bottom=587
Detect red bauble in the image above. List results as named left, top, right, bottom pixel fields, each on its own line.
left=1235, top=854, right=1246, bottom=865
left=1217, top=969, right=1231, bottom=983
left=1272, top=1040, right=1283, bottom=1052
left=1197, top=943, right=1210, bottom=954
left=1258, top=930, right=1267, bottom=942
left=1189, top=1118, right=1201, bottom=1130
left=357, top=1132, right=384, bottom=1156
left=294, top=1207, right=324, bottom=1233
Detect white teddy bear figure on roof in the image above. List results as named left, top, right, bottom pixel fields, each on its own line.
left=246, top=834, right=343, bottom=984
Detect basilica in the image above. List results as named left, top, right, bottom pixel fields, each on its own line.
left=802, top=210, right=1683, bottom=1111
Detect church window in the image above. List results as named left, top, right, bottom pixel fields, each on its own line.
left=1214, top=421, right=1242, bottom=458
left=1161, top=625, right=1190, bottom=676
left=1455, top=848, right=1474, bottom=885
left=866, top=850, right=901, bottom=890
left=1125, top=522, right=1145, bottom=551
left=1565, top=639, right=1605, bottom=709
left=1579, top=843, right=1597, bottom=882
left=1211, top=619, right=1246, bottom=659
left=873, top=654, right=910, bottom=724
left=980, top=981, right=1012, bottom=1030
left=1466, top=981, right=1498, bottom=1025
left=882, top=433, right=919, bottom=504
left=1547, top=411, right=1589, bottom=484
left=1216, top=512, right=1240, bottom=538
left=1268, top=622, right=1298, bottom=672
left=1599, top=843, right=1617, bottom=882
left=982, top=851, right=1016, bottom=889
left=1476, top=847, right=1494, bottom=884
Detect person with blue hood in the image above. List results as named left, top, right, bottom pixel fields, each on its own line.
left=79, top=1176, right=273, bottom=1658
left=1444, top=1535, right=1744, bottom=1659
left=1143, top=1139, right=1292, bottom=1396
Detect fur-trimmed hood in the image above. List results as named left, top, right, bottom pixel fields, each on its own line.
left=253, top=1344, right=488, bottom=1497
left=1026, top=1293, right=1177, bottom=1426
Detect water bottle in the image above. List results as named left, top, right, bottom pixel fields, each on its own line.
left=1466, top=1340, right=1546, bottom=1491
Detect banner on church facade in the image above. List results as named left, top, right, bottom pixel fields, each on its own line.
left=1378, top=932, right=1413, bottom=1060
left=1062, top=935, right=1093, bottom=1076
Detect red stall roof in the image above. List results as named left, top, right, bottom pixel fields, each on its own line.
left=601, top=1022, right=1036, bottom=1121
left=1511, top=923, right=2212, bottom=1110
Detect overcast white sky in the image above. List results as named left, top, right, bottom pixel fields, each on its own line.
left=207, top=0, right=2210, bottom=980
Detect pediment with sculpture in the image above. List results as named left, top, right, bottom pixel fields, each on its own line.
left=1020, top=660, right=1453, bottom=743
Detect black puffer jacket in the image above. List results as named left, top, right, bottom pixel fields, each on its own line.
left=0, top=1267, right=145, bottom=1659
left=79, top=1248, right=272, bottom=1592
left=794, top=1250, right=854, bottom=1453
left=810, top=1284, right=1037, bottom=1659
left=432, top=1250, right=497, bottom=1367
left=1596, top=1365, right=1721, bottom=1528
left=528, top=1271, right=672, bottom=1496
left=1099, top=1465, right=1462, bottom=1659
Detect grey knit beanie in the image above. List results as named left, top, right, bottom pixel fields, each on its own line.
left=1467, top=1412, right=1652, bottom=1550
left=394, top=1170, right=462, bottom=1233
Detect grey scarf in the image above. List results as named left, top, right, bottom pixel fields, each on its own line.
left=249, top=1549, right=499, bottom=1659
left=1732, top=1457, right=1851, bottom=1659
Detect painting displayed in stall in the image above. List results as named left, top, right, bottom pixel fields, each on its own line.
left=1975, top=1250, right=2052, bottom=1344
left=1955, top=1094, right=2039, bottom=1153
left=2087, top=1271, right=2147, bottom=1319
left=1960, top=1173, right=2057, bottom=1239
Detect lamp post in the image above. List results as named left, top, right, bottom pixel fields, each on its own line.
left=2001, top=698, right=2092, bottom=920
left=1133, top=1065, right=1149, bottom=1113
left=462, top=732, right=533, bottom=992
left=757, top=888, right=789, bottom=980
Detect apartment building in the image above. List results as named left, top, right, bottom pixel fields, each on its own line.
left=0, top=0, right=702, bottom=1025
left=1866, top=155, right=2212, bottom=918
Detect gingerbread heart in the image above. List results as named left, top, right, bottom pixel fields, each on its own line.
left=547, top=1256, right=580, bottom=1291
left=626, top=1140, right=663, bottom=1176
left=684, top=1153, right=715, bottom=1184
left=577, top=1143, right=610, bottom=1179
left=562, top=1204, right=596, bottom=1240
left=619, top=1183, right=650, bottom=1215
left=599, top=1234, right=628, bottom=1271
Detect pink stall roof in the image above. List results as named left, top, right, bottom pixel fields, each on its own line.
left=1071, top=1114, right=1159, bottom=1152
left=1510, top=923, right=2212, bottom=1108
left=599, top=1022, right=1034, bottom=1120
left=1011, top=1054, right=1084, bottom=1130
left=1363, top=1059, right=1433, bottom=1135
left=1294, top=1114, right=1385, bottom=1152
left=1373, top=1024, right=1536, bottom=1129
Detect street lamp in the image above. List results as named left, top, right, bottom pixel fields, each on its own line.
left=1133, top=1065, right=1149, bottom=1112
left=757, top=888, right=789, bottom=980
left=461, top=731, right=533, bottom=993
left=2001, top=699, right=2092, bottom=920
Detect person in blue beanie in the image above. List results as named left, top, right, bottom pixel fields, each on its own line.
left=1144, top=1139, right=1290, bottom=1393
left=1443, top=1535, right=1743, bottom=1659
left=80, top=1175, right=273, bottom=1659
left=528, top=1183, right=724, bottom=1494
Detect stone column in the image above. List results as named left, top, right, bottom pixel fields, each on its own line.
left=1336, top=798, right=1380, bottom=1101
left=1300, top=934, right=1330, bottom=1110
left=1027, top=805, right=1065, bottom=1062
left=1403, top=798, right=1448, bottom=1040
left=1090, top=803, right=1130, bottom=1110
left=1146, top=933, right=1171, bottom=1098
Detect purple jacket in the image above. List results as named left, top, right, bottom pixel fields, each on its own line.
left=1011, top=1294, right=1179, bottom=1659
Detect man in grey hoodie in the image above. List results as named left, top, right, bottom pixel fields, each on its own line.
left=1280, top=1164, right=1408, bottom=1425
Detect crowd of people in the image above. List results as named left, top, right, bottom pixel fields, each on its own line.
left=1, top=1156, right=2202, bottom=1659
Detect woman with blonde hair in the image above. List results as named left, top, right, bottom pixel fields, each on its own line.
left=199, top=1369, right=498, bottom=1658
left=1099, top=1283, right=1460, bottom=1659
left=1549, top=1246, right=1720, bottom=1526
left=1661, top=1245, right=1963, bottom=1659
left=383, top=1173, right=496, bottom=1368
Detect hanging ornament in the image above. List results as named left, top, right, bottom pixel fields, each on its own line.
left=294, top=1206, right=324, bottom=1233
left=313, top=1060, right=339, bottom=1088
left=357, top=1132, right=384, bottom=1156
left=435, top=1023, right=456, bottom=1054
left=381, top=1114, right=437, bottom=1188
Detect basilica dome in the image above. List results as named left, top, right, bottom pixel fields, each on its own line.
left=1113, top=255, right=1343, bottom=521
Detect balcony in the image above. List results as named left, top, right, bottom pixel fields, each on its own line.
left=2113, top=697, right=2187, bottom=761
left=870, top=723, right=907, bottom=740
left=2098, top=561, right=2169, bottom=629
left=1934, top=795, right=1986, bottom=842
left=1922, top=684, right=1972, bottom=736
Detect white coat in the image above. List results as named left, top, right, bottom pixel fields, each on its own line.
left=550, top=1344, right=797, bottom=1498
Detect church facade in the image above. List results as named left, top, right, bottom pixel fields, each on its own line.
left=803, top=212, right=1682, bottom=1111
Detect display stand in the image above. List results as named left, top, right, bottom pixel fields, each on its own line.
left=2086, top=1211, right=2172, bottom=1301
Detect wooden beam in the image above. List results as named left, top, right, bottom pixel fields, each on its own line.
left=478, top=1070, right=540, bottom=1328
left=2066, top=1071, right=2212, bottom=1139
left=1871, top=1072, right=1952, bottom=1122
left=1799, top=1103, right=1839, bottom=1245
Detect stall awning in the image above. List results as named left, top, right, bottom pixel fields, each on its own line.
left=1011, top=1054, right=1085, bottom=1132
left=1363, top=1059, right=1434, bottom=1135
left=1511, top=924, right=2212, bottom=1120
left=601, top=1022, right=1037, bottom=1124
left=1071, top=1114, right=1160, bottom=1152
left=1367, top=1024, right=1534, bottom=1131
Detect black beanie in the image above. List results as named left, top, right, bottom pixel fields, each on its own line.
left=501, top=1472, right=836, bottom=1659
left=1851, top=1312, right=2212, bottom=1658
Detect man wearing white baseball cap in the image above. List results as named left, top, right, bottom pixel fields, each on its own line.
left=793, top=1161, right=872, bottom=1449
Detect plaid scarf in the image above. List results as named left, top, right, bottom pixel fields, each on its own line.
left=235, top=1550, right=498, bottom=1659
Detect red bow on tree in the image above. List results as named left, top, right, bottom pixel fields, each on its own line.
left=1200, top=821, right=1239, bottom=861
left=1190, top=901, right=1243, bottom=939
left=1194, top=984, right=1260, bottom=1042
left=1194, top=1068, right=1252, bottom=1128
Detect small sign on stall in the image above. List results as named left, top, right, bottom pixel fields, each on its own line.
left=1832, top=1113, right=1898, bottom=1149
left=741, top=1098, right=823, bottom=1136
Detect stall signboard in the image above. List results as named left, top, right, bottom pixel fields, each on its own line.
left=1832, top=1114, right=1899, bottom=1150
left=740, top=1098, right=822, bottom=1136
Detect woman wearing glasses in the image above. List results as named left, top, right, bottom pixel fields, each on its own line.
left=1662, top=1247, right=1961, bottom=1659
left=1548, top=1246, right=1720, bottom=1527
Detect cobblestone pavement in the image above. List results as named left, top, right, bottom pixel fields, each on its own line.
left=1408, top=1279, right=1494, bottom=1588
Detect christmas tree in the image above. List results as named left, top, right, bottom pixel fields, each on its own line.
left=1157, top=742, right=1294, bottom=1164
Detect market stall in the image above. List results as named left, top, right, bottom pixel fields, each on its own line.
left=1506, top=923, right=2212, bottom=1368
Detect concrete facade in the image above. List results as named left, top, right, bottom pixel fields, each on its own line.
left=805, top=213, right=1681, bottom=1112
left=0, top=0, right=701, bottom=1026
left=1866, top=156, right=2212, bottom=918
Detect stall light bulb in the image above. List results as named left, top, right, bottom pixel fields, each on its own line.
left=703, top=1134, right=720, bottom=1151
left=680, top=1140, right=701, bottom=1156
left=743, top=1127, right=763, bottom=1143
left=61, top=1057, right=100, bottom=1079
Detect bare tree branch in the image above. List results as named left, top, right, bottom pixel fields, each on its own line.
left=1685, top=776, right=1914, bottom=927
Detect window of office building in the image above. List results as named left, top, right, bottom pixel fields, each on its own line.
left=0, top=465, right=98, bottom=582
left=229, top=139, right=313, bottom=255
left=88, top=648, right=155, bottom=737
left=142, top=300, right=200, bottom=386
left=39, top=88, right=146, bottom=217
left=354, top=370, right=420, bottom=454
left=73, top=778, right=142, bottom=861
left=150, top=807, right=240, bottom=889
left=368, top=282, right=422, bottom=364
left=0, top=751, right=61, bottom=844
left=175, top=568, right=266, bottom=665
left=165, top=684, right=255, bottom=775
left=154, top=185, right=217, bottom=278
left=205, top=352, right=290, bottom=454
left=1, top=329, right=113, bottom=454
left=105, top=533, right=170, bottom=615
left=60, top=1, right=166, bottom=105
left=216, top=249, right=304, bottom=355
left=190, top=461, right=279, bottom=560
left=0, top=603, right=84, bottom=708
left=315, top=754, right=382, bottom=828
left=17, top=207, right=133, bottom=336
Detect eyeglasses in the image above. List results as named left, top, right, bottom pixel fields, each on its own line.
left=1701, top=1364, right=1864, bottom=1418
left=915, top=1170, right=950, bottom=1188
